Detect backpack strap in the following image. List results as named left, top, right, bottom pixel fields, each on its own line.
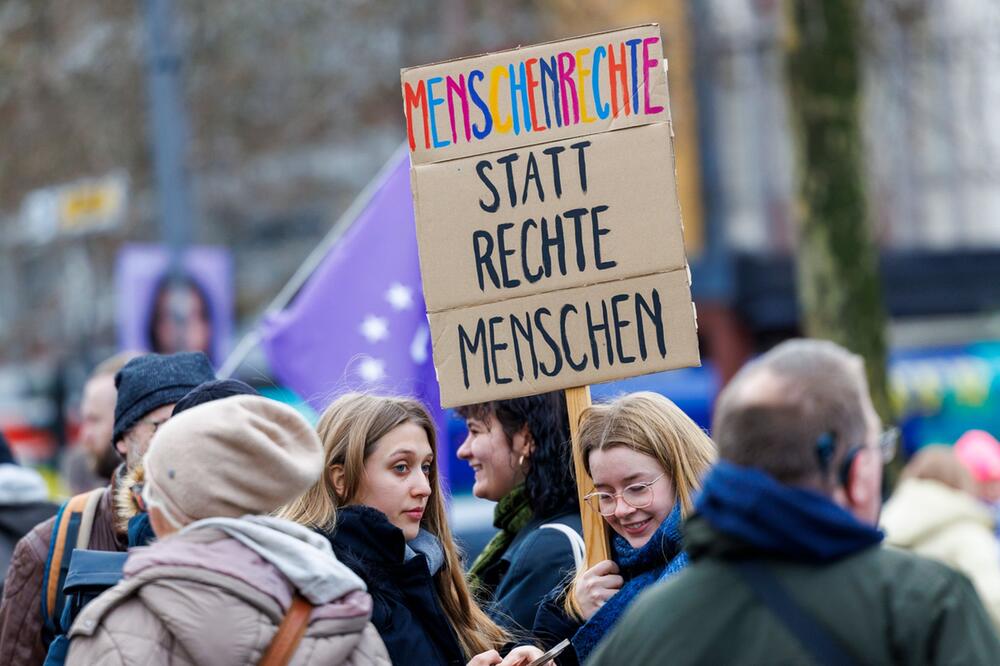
left=733, top=560, right=859, bottom=666
left=540, top=523, right=585, bottom=572
left=40, top=488, right=104, bottom=634
left=259, top=594, right=313, bottom=666
left=75, top=490, right=104, bottom=549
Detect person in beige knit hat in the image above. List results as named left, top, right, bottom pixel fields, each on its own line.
left=142, top=394, right=322, bottom=530
left=65, top=395, right=390, bottom=666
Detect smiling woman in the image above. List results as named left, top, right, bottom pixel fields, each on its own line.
left=278, top=393, right=512, bottom=666
left=531, top=392, right=717, bottom=666
left=455, top=392, right=581, bottom=634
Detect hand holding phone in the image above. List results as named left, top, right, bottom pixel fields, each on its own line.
left=526, top=639, right=570, bottom=666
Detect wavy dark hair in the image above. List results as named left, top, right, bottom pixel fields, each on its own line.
left=146, top=272, right=214, bottom=361
left=456, top=391, right=577, bottom=518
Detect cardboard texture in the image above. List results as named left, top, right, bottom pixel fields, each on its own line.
left=403, top=25, right=699, bottom=407
left=412, top=122, right=685, bottom=313
left=429, top=269, right=697, bottom=406
left=402, top=25, right=670, bottom=165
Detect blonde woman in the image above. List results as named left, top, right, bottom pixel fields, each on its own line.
left=281, top=393, right=550, bottom=666
left=531, top=392, right=716, bottom=665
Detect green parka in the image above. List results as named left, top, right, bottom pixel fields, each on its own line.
left=587, top=515, right=1000, bottom=666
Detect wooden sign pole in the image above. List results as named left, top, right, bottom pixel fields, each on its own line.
left=565, top=385, right=610, bottom=567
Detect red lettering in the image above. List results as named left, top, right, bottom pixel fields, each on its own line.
left=525, top=58, right=545, bottom=133
left=404, top=80, right=430, bottom=150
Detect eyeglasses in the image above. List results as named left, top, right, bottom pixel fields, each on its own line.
left=817, top=427, right=899, bottom=487
left=583, top=473, right=665, bottom=516
left=838, top=427, right=899, bottom=485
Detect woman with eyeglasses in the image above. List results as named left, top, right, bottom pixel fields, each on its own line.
left=531, top=392, right=716, bottom=666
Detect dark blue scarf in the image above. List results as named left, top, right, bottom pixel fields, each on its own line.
left=696, top=460, right=883, bottom=562
left=572, top=502, right=688, bottom=662
left=127, top=512, right=156, bottom=548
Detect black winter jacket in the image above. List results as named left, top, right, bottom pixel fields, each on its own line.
left=321, top=505, right=465, bottom=666
left=477, top=509, right=582, bottom=634
left=531, top=589, right=582, bottom=666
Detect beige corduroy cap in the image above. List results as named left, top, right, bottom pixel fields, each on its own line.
left=143, top=394, right=322, bottom=525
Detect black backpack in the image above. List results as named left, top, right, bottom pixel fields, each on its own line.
left=43, top=549, right=128, bottom=665
left=39, top=489, right=129, bottom=666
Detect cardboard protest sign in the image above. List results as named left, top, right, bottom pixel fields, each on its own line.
left=403, top=25, right=698, bottom=407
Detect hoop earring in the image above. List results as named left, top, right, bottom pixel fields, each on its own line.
left=518, top=455, right=526, bottom=467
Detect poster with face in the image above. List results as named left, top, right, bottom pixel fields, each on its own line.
left=115, top=244, right=233, bottom=365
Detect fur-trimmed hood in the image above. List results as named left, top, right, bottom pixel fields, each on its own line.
left=114, top=465, right=145, bottom=533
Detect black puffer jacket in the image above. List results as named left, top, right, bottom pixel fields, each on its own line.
left=321, top=505, right=465, bottom=666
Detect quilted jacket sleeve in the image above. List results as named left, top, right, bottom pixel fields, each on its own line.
left=65, top=598, right=185, bottom=666
left=0, top=519, right=54, bottom=666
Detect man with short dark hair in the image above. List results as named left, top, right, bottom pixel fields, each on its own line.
left=589, top=339, right=1000, bottom=665
left=0, top=352, right=214, bottom=665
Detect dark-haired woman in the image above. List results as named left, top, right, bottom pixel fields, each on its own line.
left=146, top=273, right=214, bottom=361
left=456, top=392, right=583, bottom=633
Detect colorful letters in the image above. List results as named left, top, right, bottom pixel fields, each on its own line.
left=402, top=37, right=666, bottom=153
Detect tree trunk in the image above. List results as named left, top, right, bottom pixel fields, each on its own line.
left=785, top=1, right=895, bottom=432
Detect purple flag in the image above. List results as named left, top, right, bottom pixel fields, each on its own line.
left=260, top=149, right=445, bottom=434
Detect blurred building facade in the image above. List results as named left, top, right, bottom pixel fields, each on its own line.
left=2, top=0, right=1000, bottom=459
left=697, top=0, right=1000, bottom=253
left=689, top=0, right=1000, bottom=355
left=0, top=0, right=547, bottom=457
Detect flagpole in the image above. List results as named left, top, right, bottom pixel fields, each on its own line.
left=218, top=142, right=411, bottom=378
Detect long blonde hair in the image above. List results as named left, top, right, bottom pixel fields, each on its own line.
left=565, top=391, right=717, bottom=616
left=279, top=393, right=508, bottom=658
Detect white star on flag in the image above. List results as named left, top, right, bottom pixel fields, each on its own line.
left=357, top=356, right=386, bottom=383
left=410, top=324, right=430, bottom=364
left=359, top=315, right=389, bottom=343
left=385, top=283, right=414, bottom=311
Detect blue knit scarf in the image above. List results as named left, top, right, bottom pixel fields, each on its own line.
left=572, top=502, right=688, bottom=662
left=696, top=460, right=883, bottom=562
left=127, top=512, right=156, bottom=548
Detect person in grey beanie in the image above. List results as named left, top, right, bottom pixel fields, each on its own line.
left=111, top=352, right=216, bottom=472
left=0, top=352, right=214, bottom=665
left=117, top=376, right=259, bottom=548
